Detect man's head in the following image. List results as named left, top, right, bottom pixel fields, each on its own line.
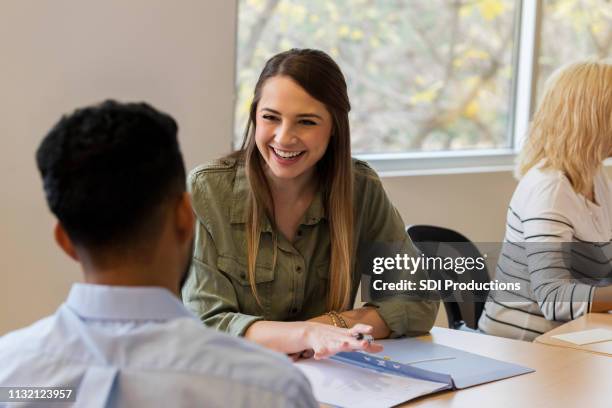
left=36, top=100, right=194, bottom=292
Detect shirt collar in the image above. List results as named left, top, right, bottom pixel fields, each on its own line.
left=229, top=163, right=326, bottom=228
left=301, top=189, right=325, bottom=225
left=65, top=283, right=195, bottom=321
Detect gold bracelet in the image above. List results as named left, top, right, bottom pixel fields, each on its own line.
left=335, top=312, right=348, bottom=329
left=326, top=312, right=339, bottom=327
left=327, top=311, right=348, bottom=329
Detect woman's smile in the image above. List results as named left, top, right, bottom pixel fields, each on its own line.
left=269, top=145, right=306, bottom=164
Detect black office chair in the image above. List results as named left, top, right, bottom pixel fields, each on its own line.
left=406, top=225, right=490, bottom=330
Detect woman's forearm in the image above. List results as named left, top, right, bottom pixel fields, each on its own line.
left=244, top=321, right=310, bottom=354
left=246, top=315, right=386, bottom=358
left=340, top=307, right=391, bottom=338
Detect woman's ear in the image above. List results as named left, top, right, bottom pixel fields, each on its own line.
left=54, top=222, right=79, bottom=261
left=175, top=192, right=195, bottom=243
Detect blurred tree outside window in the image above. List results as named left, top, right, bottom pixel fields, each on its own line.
left=537, top=0, right=612, bottom=98
left=235, top=0, right=611, bottom=158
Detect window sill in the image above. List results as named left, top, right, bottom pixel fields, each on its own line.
left=355, top=149, right=517, bottom=177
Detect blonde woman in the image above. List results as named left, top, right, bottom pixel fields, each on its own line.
left=183, top=49, right=438, bottom=359
left=478, top=60, right=612, bottom=341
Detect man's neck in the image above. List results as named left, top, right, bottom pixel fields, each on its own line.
left=82, top=266, right=179, bottom=296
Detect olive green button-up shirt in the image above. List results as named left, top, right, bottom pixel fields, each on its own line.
left=182, top=157, right=438, bottom=337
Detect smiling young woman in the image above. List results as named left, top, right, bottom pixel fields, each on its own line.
left=182, top=49, right=438, bottom=360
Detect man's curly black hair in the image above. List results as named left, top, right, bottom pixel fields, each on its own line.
left=36, top=100, right=186, bottom=249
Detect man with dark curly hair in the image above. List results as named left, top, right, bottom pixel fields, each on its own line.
left=0, top=100, right=316, bottom=408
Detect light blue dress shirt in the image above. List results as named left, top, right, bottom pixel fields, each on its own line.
left=0, top=284, right=317, bottom=408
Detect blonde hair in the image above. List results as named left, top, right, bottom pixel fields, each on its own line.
left=518, top=60, right=612, bottom=196
left=239, top=49, right=354, bottom=312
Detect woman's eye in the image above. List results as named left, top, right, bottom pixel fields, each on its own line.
left=262, top=115, right=279, bottom=121
left=299, top=119, right=317, bottom=126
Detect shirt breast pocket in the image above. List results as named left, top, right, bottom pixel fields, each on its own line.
left=217, top=255, right=275, bottom=316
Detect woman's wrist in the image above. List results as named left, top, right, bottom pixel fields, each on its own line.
left=326, top=311, right=348, bottom=328
left=300, top=321, right=318, bottom=350
left=307, top=314, right=335, bottom=325
left=244, top=320, right=318, bottom=354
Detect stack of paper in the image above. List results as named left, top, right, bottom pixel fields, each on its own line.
left=551, top=328, right=612, bottom=345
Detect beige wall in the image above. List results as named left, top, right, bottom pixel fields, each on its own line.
left=0, top=1, right=523, bottom=335
left=382, top=171, right=518, bottom=242
left=0, top=0, right=236, bottom=334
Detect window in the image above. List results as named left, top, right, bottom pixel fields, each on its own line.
left=537, top=0, right=612, bottom=98
left=235, top=0, right=612, bottom=174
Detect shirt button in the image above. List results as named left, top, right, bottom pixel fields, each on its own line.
left=296, top=266, right=302, bottom=273
left=291, top=308, right=298, bottom=314
left=240, top=272, right=246, bottom=279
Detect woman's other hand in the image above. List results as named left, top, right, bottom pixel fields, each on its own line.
left=302, top=322, right=383, bottom=359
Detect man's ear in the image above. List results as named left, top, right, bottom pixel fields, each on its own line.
left=54, top=222, right=79, bottom=261
left=175, top=192, right=195, bottom=243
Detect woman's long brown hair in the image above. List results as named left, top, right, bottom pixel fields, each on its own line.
left=238, top=49, right=354, bottom=312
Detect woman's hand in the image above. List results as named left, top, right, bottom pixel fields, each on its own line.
left=301, top=322, right=383, bottom=360
left=308, top=307, right=392, bottom=339
left=245, top=319, right=385, bottom=357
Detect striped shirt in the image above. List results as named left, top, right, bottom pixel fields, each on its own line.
left=478, top=164, right=612, bottom=341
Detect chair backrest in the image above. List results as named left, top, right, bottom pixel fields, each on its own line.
left=406, top=225, right=490, bottom=330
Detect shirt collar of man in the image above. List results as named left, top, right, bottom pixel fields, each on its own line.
left=229, top=164, right=326, bottom=229
left=65, top=283, right=195, bottom=321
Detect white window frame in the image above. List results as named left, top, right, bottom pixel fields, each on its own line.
left=233, top=1, right=548, bottom=176
left=356, top=0, right=543, bottom=177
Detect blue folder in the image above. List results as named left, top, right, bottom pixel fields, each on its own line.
left=331, top=337, right=534, bottom=390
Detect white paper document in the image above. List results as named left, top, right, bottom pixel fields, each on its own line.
left=295, top=358, right=448, bottom=408
left=552, top=328, right=612, bottom=345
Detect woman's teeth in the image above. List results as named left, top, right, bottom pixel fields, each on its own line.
left=272, top=147, right=304, bottom=158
